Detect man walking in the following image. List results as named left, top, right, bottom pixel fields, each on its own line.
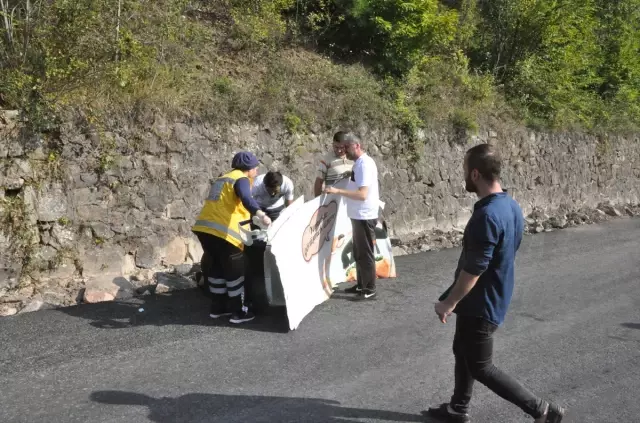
left=314, top=131, right=354, bottom=196
left=324, top=132, right=380, bottom=300
left=428, top=143, right=565, bottom=422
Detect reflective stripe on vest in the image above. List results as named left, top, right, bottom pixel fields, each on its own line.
left=193, top=219, right=243, bottom=241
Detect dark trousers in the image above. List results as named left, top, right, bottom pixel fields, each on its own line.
left=263, top=205, right=284, bottom=222
left=195, top=232, right=246, bottom=314
left=451, top=316, right=546, bottom=418
left=350, top=218, right=377, bottom=292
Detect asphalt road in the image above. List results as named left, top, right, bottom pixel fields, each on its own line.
left=1, top=218, right=639, bottom=423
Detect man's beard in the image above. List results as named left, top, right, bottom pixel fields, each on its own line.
left=465, top=174, right=477, bottom=193
left=345, top=150, right=356, bottom=160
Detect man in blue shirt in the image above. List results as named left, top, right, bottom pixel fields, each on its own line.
left=428, top=144, right=565, bottom=423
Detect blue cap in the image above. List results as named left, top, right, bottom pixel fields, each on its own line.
left=231, top=151, right=259, bottom=170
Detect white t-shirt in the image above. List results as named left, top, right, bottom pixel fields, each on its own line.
left=345, top=153, right=379, bottom=220
left=251, top=174, right=295, bottom=210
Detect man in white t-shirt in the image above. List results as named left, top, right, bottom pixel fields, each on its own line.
left=324, top=132, right=380, bottom=300
left=251, top=171, right=295, bottom=221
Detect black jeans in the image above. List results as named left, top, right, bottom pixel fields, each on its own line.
left=451, top=315, right=546, bottom=418
left=350, top=218, right=377, bottom=293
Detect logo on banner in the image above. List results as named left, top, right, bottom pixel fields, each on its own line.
left=302, top=200, right=338, bottom=262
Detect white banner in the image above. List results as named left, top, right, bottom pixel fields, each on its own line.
left=267, top=180, right=397, bottom=330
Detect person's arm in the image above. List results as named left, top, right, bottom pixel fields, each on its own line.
left=327, top=185, right=368, bottom=201
left=284, top=178, right=295, bottom=207
left=325, top=161, right=372, bottom=201
left=233, top=178, right=262, bottom=216
left=314, top=177, right=324, bottom=197
left=435, top=214, right=500, bottom=323
left=314, top=159, right=328, bottom=197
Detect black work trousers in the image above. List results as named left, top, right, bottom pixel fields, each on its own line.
left=450, top=315, right=546, bottom=418
left=350, top=218, right=377, bottom=293
left=195, top=232, right=246, bottom=314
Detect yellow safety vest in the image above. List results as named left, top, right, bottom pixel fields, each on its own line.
left=192, top=169, right=251, bottom=250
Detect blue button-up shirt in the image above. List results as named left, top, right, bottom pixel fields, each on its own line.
left=446, top=191, right=525, bottom=326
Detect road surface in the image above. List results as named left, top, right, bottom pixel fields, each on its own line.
left=1, top=218, right=639, bottom=423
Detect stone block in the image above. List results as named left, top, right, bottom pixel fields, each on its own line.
left=0, top=236, right=22, bottom=291
left=0, top=159, right=32, bottom=189
left=164, top=237, right=187, bottom=266
left=83, top=290, right=115, bottom=304
left=50, top=224, right=76, bottom=249
left=82, top=245, right=124, bottom=278
left=131, top=269, right=155, bottom=283
left=36, top=184, right=68, bottom=222
left=91, top=222, right=115, bottom=240
left=391, top=246, right=407, bottom=257
left=121, top=253, right=137, bottom=276
left=143, top=182, right=171, bottom=214
left=19, top=299, right=53, bottom=314
left=135, top=237, right=163, bottom=269
left=167, top=200, right=189, bottom=219
left=81, top=245, right=125, bottom=301
left=174, top=263, right=195, bottom=275
left=32, top=258, right=76, bottom=282
left=0, top=304, right=18, bottom=316
left=155, top=272, right=197, bottom=294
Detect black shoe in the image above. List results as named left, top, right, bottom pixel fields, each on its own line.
left=344, top=285, right=362, bottom=294
left=210, top=303, right=231, bottom=319
left=425, top=403, right=470, bottom=422
left=540, top=402, right=566, bottom=423
left=229, top=310, right=255, bottom=324
left=351, top=290, right=377, bottom=301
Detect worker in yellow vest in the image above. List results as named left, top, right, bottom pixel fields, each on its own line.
left=192, top=152, right=271, bottom=324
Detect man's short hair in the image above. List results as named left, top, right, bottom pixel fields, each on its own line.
left=264, top=171, right=283, bottom=188
left=333, top=131, right=348, bottom=143
left=334, top=131, right=361, bottom=146
left=466, top=143, right=501, bottom=182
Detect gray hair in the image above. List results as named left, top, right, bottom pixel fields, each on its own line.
left=335, top=131, right=361, bottom=146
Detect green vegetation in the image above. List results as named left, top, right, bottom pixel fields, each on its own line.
left=1, top=0, right=639, bottom=137
left=0, top=195, right=38, bottom=258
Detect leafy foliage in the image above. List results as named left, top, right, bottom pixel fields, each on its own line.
left=1, top=0, right=639, bottom=135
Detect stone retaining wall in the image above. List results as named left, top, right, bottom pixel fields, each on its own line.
left=1, top=111, right=639, bottom=314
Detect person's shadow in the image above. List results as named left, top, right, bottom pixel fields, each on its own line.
left=621, top=323, right=640, bottom=330
left=60, top=283, right=290, bottom=334
left=90, top=390, right=436, bottom=423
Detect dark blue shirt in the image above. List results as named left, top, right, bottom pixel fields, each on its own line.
left=233, top=177, right=261, bottom=215
left=448, top=192, right=525, bottom=326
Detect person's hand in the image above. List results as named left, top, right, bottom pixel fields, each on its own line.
left=324, top=186, right=338, bottom=195
left=261, top=214, right=272, bottom=227
left=435, top=300, right=456, bottom=323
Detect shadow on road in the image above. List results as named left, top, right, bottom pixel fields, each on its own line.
left=90, top=390, right=432, bottom=423
left=621, top=323, right=640, bottom=330
left=59, top=288, right=290, bottom=334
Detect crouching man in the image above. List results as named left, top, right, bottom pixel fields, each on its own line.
left=251, top=171, right=295, bottom=222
